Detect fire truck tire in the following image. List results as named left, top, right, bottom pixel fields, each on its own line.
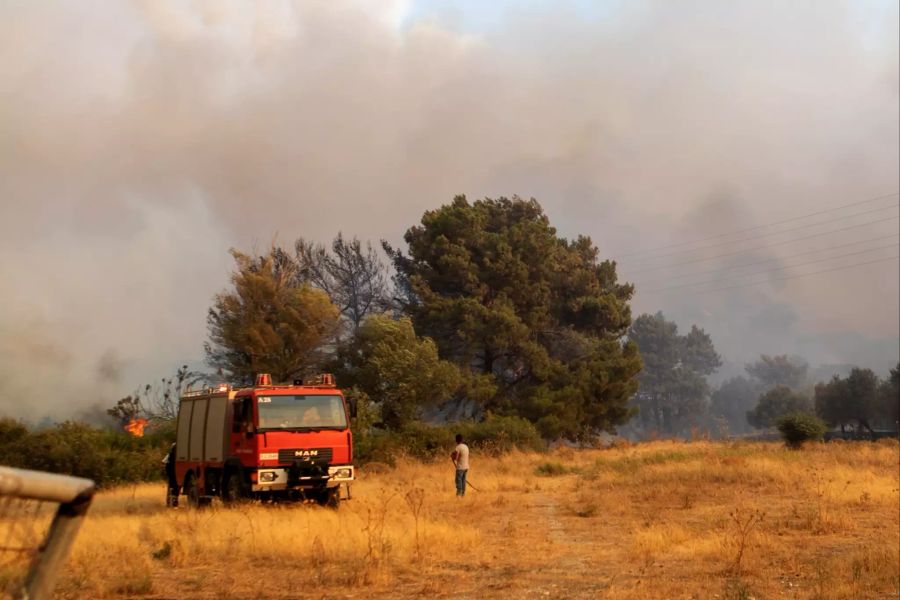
left=184, top=473, right=201, bottom=508
left=222, top=471, right=246, bottom=504
left=317, top=488, right=340, bottom=509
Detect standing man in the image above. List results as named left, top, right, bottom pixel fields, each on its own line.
left=450, top=433, right=469, bottom=497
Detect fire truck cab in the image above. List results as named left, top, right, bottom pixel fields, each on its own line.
left=173, top=374, right=354, bottom=507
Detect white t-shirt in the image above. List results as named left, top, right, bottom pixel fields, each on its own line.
left=454, top=443, right=470, bottom=470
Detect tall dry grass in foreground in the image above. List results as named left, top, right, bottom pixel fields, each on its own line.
left=56, top=463, right=482, bottom=599
left=46, top=440, right=900, bottom=599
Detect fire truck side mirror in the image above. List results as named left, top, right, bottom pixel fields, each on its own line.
left=348, top=397, right=358, bottom=419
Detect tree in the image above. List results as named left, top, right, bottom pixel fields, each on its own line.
left=385, top=195, right=641, bottom=439
left=338, top=315, right=461, bottom=430
left=747, top=385, right=812, bottom=429
left=745, top=354, right=809, bottom=390
left=205, top=249, right=340, bottom=384
left=877, top=363, right=899, bottom=428
left=628, top=313, right=721, bottom=434
left=108, top=366, right=210, bottom=425
left=846, top=368, right=881, bottom=433
left=144, top=365, right=209, bottom=422
left=815, top=368, right=882, bottom=433
left=681, top=325, right=723, bottom=376
left=295, top=233, right=390, bottom=336
left=814, top=375, right=852, bottom=432
left=107, top=395, right=142, bottom=425
left=710, top=376, right=760, bottom=435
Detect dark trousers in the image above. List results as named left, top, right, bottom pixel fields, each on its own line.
left=455, top=469, right=468, bottom=496
left=165, top=465, right=179, bottom=507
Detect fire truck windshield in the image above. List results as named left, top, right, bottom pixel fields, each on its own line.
left=257, top=395, right=347, bottom=430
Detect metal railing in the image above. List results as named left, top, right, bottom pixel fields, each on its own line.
left=0, top=467, right=95, bottom=600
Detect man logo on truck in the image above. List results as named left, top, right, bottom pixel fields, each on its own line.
left=171, top=373, right=355, bottom=508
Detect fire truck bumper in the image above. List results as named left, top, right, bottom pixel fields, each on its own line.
left=251, top=465, right=354, bottom=492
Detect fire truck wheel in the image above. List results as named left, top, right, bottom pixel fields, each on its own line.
left=222, top=471, right=245, bottom=504
left=184, top=473, right=201, bottom=508
left=317, top=488, right=340, bottom=509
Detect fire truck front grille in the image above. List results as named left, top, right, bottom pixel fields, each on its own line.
left=278, top=448, right=333, bottom=463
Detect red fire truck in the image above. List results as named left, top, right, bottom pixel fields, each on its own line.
left=172, top=373, right=354, bottom=507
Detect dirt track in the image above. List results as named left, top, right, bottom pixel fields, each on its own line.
left=338, top=486, right=634, bottom=600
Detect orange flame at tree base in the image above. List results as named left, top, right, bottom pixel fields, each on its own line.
left=124, top=418, right=148, bottom=437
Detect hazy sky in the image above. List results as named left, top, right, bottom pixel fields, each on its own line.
left=1, top=0, right=897, bottom=421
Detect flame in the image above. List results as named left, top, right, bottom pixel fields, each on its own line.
left=124, top=418, right=148, bottom=437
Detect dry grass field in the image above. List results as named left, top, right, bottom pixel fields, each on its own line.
left=43, top=440, right=900, bottom=599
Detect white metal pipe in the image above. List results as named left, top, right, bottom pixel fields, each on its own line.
left=0, top=466, right=94, bottom=506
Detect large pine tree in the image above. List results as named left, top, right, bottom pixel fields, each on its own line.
left=386, top=195, right=641, bottom=439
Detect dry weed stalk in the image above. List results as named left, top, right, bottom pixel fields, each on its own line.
left=361, top=490, right=397, bottom=578
left=725, top=507, right=765, bottom=575
left=404, top=487, right=426, bottom=561
left=808, top=466, right=851, bottom=533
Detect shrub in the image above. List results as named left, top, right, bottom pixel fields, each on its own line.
left=352, top=429, right=400, bottom=466
left=455, top=415, right=546, bottom=455
left=776, top=412, right=827, bottom=448
left=535, top=461, right=568, bottom=476
left=0, top=418, right=29, bottom=466
left=352, top=415, right=546, bottom=463
left=396, top=422, right=455, bottom=459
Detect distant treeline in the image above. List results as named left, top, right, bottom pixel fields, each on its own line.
left=6, top=195, right=897, bottom=488
left=711, top=358, right=899, bottom=438
left=615, top=309, right=898, bottom=439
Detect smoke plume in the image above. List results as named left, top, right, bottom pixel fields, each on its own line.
left=1, top=0, right=897, bottom=420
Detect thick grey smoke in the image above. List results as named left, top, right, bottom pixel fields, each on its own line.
left=1, top=0, right=897, bottom=420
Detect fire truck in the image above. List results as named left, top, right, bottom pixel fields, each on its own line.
left=172, top=373, right=354, bottom=507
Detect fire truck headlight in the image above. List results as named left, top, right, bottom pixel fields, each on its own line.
left=334, top=468, right=352, bottom=479
left=259, top=471, right=277, bottom=483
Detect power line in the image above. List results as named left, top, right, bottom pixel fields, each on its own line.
left=638, top=255, right=899, bottom=296
left=623, top=214, right=900, bottom=276
left=641, top=242, right=900, bottom=293
left=619, top=202, right=898, bottom=265
left=612, top=191, right=899, bottom=260
left=631, top=233, right=900, bottom=286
